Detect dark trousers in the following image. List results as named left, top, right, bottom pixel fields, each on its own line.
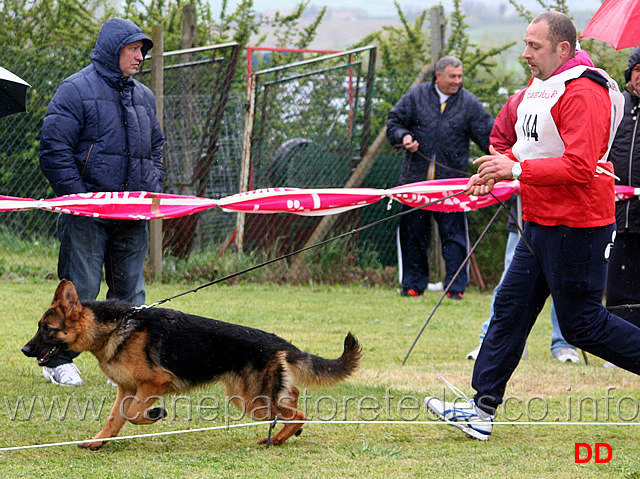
left=473, top=222, right=640, bottom=414
left=397, top=206, right=469, bottom=294
left=606, top=232, right=640, bottom=327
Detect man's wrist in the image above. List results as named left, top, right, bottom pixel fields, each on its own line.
left=511, top=162, right=522, bottom=180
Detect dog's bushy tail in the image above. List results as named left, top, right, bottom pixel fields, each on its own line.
left=292, top=332, right=362, bottom=387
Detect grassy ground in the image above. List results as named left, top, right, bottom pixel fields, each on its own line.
left=2, top=280, right=640, bottom=478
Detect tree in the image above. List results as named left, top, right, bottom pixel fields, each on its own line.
left=0, top=0, right=112, bottom=49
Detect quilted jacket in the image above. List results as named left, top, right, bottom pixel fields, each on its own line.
left=40, top=18, right=164, bottom=196
left=386, top=77, right=493, bottom=184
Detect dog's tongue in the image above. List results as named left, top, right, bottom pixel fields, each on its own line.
left=37, top=346, right=59, bottom=366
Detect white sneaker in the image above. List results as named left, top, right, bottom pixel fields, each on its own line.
left=553, top=348, right=580, bottom=364
left=42, top=363, right=83, bottom=386
left=466, top=345, right=481, bottom=360
left=425, top=396, right=493, bottom=440
left=425, top=374, right=493, bottom=440
left=106, top=378, right=118, bottom=387
left=603, top=361, right=620, bottom=369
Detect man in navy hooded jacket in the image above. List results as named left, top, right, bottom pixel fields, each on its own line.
left=39, top=18, right=165, bottom=386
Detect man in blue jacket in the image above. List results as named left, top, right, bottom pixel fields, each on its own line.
left=38, top=18, right=165, bottom=386
left=387, top=56, right=493, bottom=298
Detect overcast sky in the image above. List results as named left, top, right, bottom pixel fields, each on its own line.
left=219, top=0, right=603, bottom=17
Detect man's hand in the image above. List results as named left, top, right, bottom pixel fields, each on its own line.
left=464, top=145, right=517, bottom=196
left=402, top=134, right=419, bottom=153
left=465, top=175, right=497, bottom=197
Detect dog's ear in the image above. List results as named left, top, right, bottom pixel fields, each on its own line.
left=54, top=279, right=82, bottom=319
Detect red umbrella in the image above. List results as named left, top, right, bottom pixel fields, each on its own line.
left=580, top=0, right=640, bottom=50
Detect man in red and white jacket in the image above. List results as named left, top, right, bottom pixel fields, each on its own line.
left=425, top=12, right=640, bottom=441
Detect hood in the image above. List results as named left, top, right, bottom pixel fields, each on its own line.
left=553, top=49, right=594, bottom=76
left=625, top=46, right=640, bottom=83
left=91, top=18, right=153, bottom=84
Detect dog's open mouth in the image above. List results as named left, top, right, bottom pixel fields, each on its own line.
left=37, top=346, right=60, bottom=366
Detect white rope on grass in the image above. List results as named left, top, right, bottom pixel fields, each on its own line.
left=0, top=421, right=265, bottom=452
left=2, top=419, right=640, bottom=452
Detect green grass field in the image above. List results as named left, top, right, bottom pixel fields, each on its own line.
left=2, top=280, right=640, bottom=478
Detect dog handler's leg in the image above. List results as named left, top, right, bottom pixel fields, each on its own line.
left=80, top=385, right=134, bottom=450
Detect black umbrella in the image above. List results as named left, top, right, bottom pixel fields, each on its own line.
left=0, top=66, right=30, bottom=119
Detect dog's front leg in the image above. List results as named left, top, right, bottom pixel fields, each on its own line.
left=80, top=385, right=133, bottom=450
left=122, top=381, right=168, bottom=425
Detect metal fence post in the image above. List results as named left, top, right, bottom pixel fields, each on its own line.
left=150, top=24, right=164, bottom=281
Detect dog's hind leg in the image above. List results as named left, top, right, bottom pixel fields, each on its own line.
left=80, top=385, right=134, bottom=450
left=257, top=386, right=306, bottom=446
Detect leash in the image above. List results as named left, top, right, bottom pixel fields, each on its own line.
left=138, top=190, right=468, bottom=310
left=402, top=205, right=504, bottom=365
left=608, top=303, right=640, bottom=311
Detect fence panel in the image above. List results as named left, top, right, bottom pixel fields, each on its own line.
left=0, top=44, right=506, bottom=286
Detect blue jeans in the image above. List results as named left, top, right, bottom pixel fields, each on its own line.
left=50, top=215, right=148, bottom=367
left=478, top=231, right=573, bottom=353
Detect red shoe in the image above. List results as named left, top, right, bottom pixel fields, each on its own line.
left=401, top=288, right=421, bottom=297
left=446, top=291, right=464, bottom=300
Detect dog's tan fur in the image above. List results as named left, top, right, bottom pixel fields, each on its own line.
left=22, top=280, right=361, bottom=449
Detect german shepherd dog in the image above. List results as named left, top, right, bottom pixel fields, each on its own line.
left=22, top=280, right=361, bottom=450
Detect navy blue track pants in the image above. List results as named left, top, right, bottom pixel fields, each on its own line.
left=473, top=221, right=640, bottom=413
left=397, top=205, right=469, bottom=294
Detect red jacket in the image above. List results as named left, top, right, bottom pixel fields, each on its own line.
left=498, top=52, right=616, bottom=228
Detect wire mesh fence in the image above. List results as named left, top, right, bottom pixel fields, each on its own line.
left=136, top=43, right=241, bottom=260
left=0, top=45, right=507, bottom=287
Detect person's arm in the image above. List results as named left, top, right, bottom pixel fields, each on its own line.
left=490, top=89, right=525, bottom=154
left=39, top=82, right=87, bottom=196
left=466, top=79, right=612, bottom=195
left=386, top=88, right=417, bottom=148
left=149, top=101, right=165, bottom=190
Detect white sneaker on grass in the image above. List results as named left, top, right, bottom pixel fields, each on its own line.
left=425, top=396, right=493, bottom=440
left=425, top=373, right=493, bottom=440
left=42, top=363, right=83, bottom=386
left=553, top=348, right=580, bottom=363
left=466, top=345, right=481, bottom=360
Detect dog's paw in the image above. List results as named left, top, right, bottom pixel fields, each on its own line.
left=145, top=407, right=168, bottom=421
left=257, top=437, right=281, bottom=446
left=78, top=440, right=105, bottom=450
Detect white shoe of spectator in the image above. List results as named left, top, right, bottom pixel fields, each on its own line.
left=553, top=348, right=580, bottom=363
left=42, top=363, right=83, bottom=386
left=106, top=378, right=118, bottom=387
left=466, top=345, right=481, bottom=360
left=603, top=361, right=620, bottom=369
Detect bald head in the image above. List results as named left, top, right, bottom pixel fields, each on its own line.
left=531, top=11, right=577, bottom=57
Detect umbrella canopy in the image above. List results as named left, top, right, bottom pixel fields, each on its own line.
left=580, top=0, right=640, bottom=50
left=0, top=66, right=30, bottom=118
